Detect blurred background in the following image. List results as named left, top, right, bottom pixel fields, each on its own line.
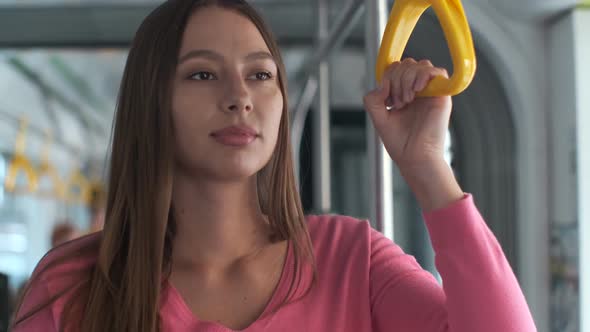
left=0, top=0, right=588, bottom=331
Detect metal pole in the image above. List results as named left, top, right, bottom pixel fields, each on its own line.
left=365, top=0, right=394, bottom=239
left=295, top=0, right=364, bottom=83
left=313, top=0, right=332, bottom=213
left=575, top=10, right=590, bottom=332
left=290, top=0, right=363, bottom=190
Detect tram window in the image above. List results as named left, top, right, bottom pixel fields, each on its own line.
left=331, top=113, right=369, bottom=218
left=300, top=109, right=456, bottom=215
left=0, top=49, right=125, bottom=299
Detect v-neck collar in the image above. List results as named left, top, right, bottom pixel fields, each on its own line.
left=162, top=240, right=293, bottom=331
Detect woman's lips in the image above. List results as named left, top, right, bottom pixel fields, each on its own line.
left=210, top=125, right=258, bottom=147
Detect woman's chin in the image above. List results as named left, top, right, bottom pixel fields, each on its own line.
left=175, top=153, right=271, bottom=182
left=211, top=168, right=261, bottom=182
left=193, top=162, right=265, bottom=182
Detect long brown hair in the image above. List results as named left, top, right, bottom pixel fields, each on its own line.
left=11, top=1, right=315, bottom=331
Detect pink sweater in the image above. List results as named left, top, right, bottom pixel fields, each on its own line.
left=13, top=194, right=536, bottom=331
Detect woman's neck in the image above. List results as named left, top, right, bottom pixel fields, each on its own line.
left=170, top=171, right=272, bottom=271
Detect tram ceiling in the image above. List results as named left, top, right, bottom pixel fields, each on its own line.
left=493, top=0, right=583, bottom=20
left=1, top=0, right=584, bottom=48
left=0, top=3, right=366, bottom=48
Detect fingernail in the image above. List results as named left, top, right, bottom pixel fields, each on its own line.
left=413, top=80, right=420, bottom=91
left=407, top=92, right=414, bottom=103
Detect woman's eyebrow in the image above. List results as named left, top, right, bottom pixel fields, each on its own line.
left=244, top=51, right=275, bottom=63
left=178, top=49, right=275, bottom=65
left=178, top=49, right=222, bottom=64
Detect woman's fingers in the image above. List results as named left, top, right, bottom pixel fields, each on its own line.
left=381, top=61, right=399, bottom=107
left=374, top=58, right=449, bottom=112
left=400, top=60, right=421, bottom=104
left=414, top=59, right=434, bottom=91
left=390, top=58, right=416, bottom=109
left=381, top=58, right=449, bottom=109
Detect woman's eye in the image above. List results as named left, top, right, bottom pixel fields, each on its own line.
left=189, top=71, right=216, bottom=80
left=251, top=72, right=273, bottom=80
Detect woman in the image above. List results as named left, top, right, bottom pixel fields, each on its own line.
left=11, top=0, right=537, bottom=331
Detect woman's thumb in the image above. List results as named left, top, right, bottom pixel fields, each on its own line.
left=363, top=78, right=390, bottom=115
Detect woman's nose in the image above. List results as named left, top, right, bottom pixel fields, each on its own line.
left=221, top=80, right=253, bottom=113
left=225, top=101, right=252, bottom=112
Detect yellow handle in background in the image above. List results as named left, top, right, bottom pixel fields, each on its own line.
left=376, top=0, right=477, bottom=97
left=5, top=155, right=38, bottom=193
left=38, top=131, right=67, bottom=200
left=5, top=118, right=38, bottom=193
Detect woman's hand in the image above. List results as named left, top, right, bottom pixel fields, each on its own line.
left=363, top=58, right=464, bottom=211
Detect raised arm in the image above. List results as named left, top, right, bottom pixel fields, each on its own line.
left=369, top=194, right=537, bottom=331
left=364, top=58, right=536, bottom=331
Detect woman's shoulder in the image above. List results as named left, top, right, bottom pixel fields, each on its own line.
left=32, top=231, right=101, bottom=284
left=13, top=233, right=101, bottom=330
left=304, top=214, right=375, bottom=254
left=304, top=214, right=405, bottom=259
left=305, top=214, right=371, bottom=236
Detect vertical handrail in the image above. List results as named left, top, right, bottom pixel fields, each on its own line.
left=313, top=0, right=332, bottom=213
left=290, top=0, right=364, bottom=192
left=365, top=0, right=394, bottom=239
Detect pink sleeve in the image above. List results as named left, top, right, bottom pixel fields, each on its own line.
left=11, top=276, right=57, bottom=332
left=370, top=194, right=536, bottom=332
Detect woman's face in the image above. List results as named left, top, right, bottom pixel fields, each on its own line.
left=172, top=6, right=283, bottom=181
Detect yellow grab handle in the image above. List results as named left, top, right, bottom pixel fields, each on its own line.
left=5, top=118, right=39, bottom=193
left=5, top=155, right=38, bottom=193
left=38, top=163, right=67, bottom=199
left=38, top=131, right=67, bottom=199
left=376, top=0, right=476, bottom=96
